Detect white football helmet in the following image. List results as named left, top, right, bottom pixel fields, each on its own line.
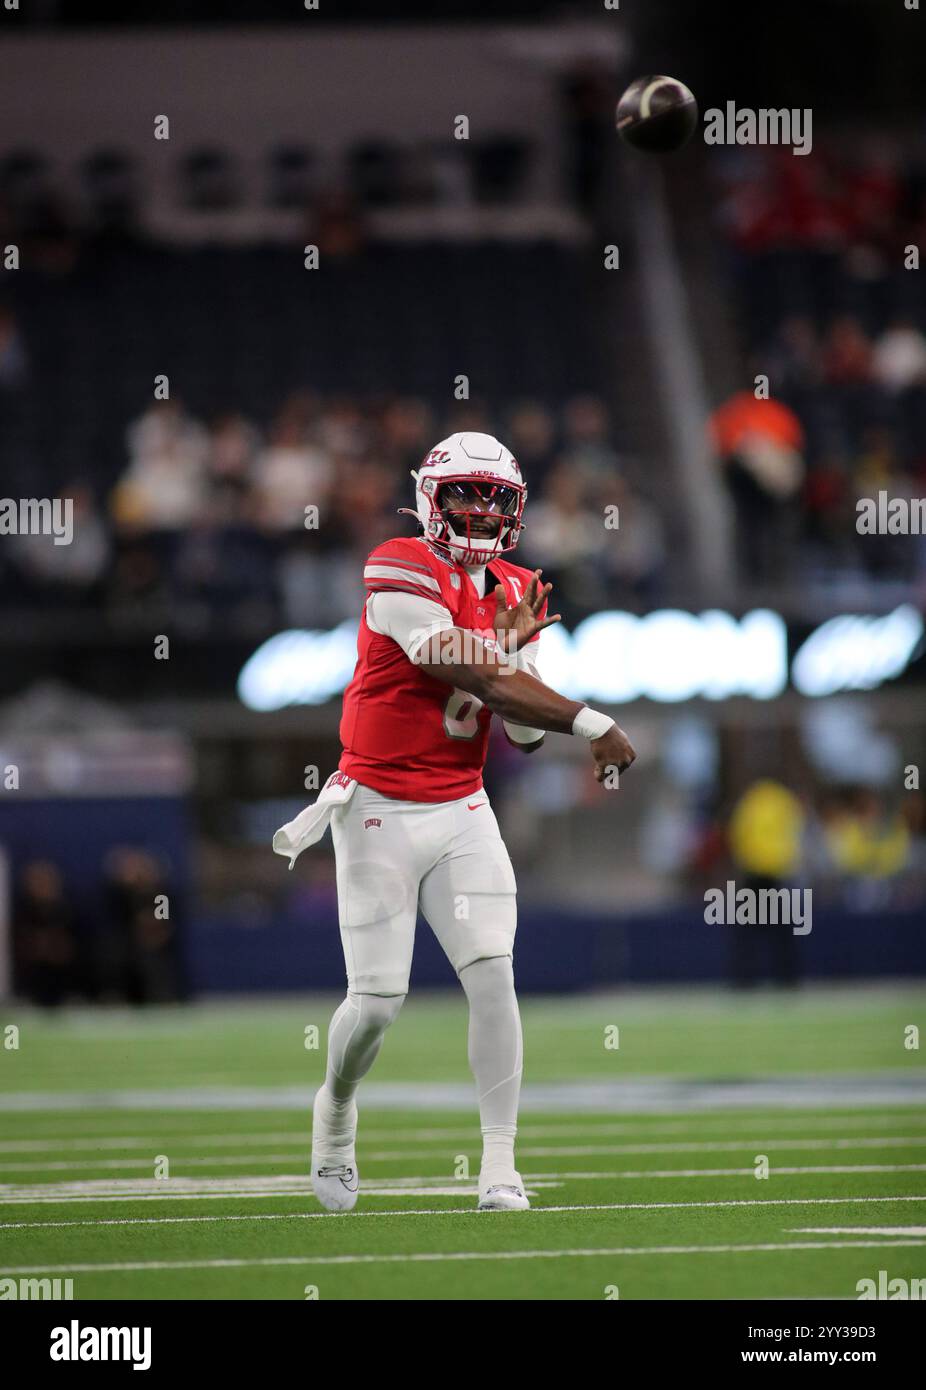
left=401, top=432, right=526, bottom=566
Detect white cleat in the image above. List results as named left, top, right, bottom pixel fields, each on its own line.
left=311, top=1086, right=359, bottom=1212
left=478, top=1174, right=530, bottom=1211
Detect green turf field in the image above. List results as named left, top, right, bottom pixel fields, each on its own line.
left=1, top=986, right=924, bottom=1300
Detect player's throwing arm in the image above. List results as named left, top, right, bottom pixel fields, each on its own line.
left=416, top=625, right=636, bottom=782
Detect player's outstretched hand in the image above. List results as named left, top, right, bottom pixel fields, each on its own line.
left=493, top=569, right=561, bottom=653
left=590, top=724, right=636, bottom=782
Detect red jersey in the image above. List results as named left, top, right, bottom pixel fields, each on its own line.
left=339, top=536, right=541, bottom=802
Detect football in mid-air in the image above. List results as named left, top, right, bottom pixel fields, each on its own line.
left=616, top=75, right=698, bottom=153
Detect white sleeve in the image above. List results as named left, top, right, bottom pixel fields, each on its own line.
left=366, top=589, right=455, bottom=661
left=503, top=634, right=545, bottom=745
left=516, top=640, right=542, bottom=679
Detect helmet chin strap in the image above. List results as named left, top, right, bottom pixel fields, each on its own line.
left=446, top=519, right=505, bottom=565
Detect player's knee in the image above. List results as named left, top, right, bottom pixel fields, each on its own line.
left=349, top=990, right=405, bottom=1039
left=459, top=955, right=515, bottom=1008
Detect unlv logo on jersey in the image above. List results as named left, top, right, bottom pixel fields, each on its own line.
left=364, top=817, right=383, bottom=830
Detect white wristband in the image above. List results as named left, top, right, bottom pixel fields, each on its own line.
left=572, top=707, right=615, bottom=741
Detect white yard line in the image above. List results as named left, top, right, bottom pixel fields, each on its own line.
left=4, top=1151, right=926, bottom=1181
left=1, top=1074, right=923, bottom=1113
left=0, top=1189, right=318, bottom=1205
left=13, top=1131, right=926, bottom=1156
left=791, top=1227, right=926, bottom=1236
left=6, top=1136, right=926, bottom=1172
left=0, top=1176, right=566, bottom=1204
left=596, top=1163, right=926, bottom=1177
left=4, top=1128, right=926, bottom=1158
left=4, top=1237, right=926, bottom=1276
left=1, top=1194, right=924, bottom=1229
left=366, top=1137, right=926, bottom=1161
left=0, top=1154, right=309, bottom=1173
left=2, top=1161, right=926, bottom=1206
left=0, top=1134, right=311, bottom=1154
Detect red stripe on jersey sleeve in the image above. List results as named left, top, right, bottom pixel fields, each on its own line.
left=365, top=554, right=434, bottom=574
left=364, top=579, right=445, bottom=603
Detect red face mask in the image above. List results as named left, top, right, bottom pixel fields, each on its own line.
left=437, top=480, right=520, bottom=543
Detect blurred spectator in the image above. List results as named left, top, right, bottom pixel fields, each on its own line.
left=726, top=778, right=805, bottom=988
left=598, top=474, right=666, bottom=601
left=871, top=316, right=926, bottom=395
left=113, top=400, right=209, bottom=528
left=315, top=396, right=370, bottom=459
left=822, top=787, right=910, bottom=885
left=709, top=390, right=805, bottom=582
left=206, top=411, right=260, bottom=521
left=12, top=483, right=110, bottom=596
left=101, top=847, right=183, bottom=1004
left=0, top=386, right=630, bottom=627
left=714, top=138, right=926, bottom=587
left=521, top=461, right=606, bottom=604
left=331, top=457, right=398, bottom=552
left=561, top=394, right=621, bottom=478
left=13, top=861, right=77, bottom=1007
left=253, top=402, right=332, bottom=530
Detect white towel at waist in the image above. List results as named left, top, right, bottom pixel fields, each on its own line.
left=272, top=770, right=357, bottom=869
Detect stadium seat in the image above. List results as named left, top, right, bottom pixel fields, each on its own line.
left=266, top=143, right=317, bottom=210
left=179, top=148, right=241, bottom=212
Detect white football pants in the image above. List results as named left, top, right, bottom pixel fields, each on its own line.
left=330, top=783, right=518, bottom=995
left=324, top=783, right=523, bottom=1167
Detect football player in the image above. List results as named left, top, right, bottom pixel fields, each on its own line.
left=311, top=432, right=635, bottom=1211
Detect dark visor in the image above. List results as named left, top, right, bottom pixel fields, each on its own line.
left=438, top=480, right=520, bottom=515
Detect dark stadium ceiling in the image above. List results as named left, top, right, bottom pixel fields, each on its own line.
left=18, top=1, right=919, bottom=118
left=8, top=0, right=580, bottom=22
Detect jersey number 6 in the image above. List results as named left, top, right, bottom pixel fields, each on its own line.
left=443, top=687, right=483, bottom=740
